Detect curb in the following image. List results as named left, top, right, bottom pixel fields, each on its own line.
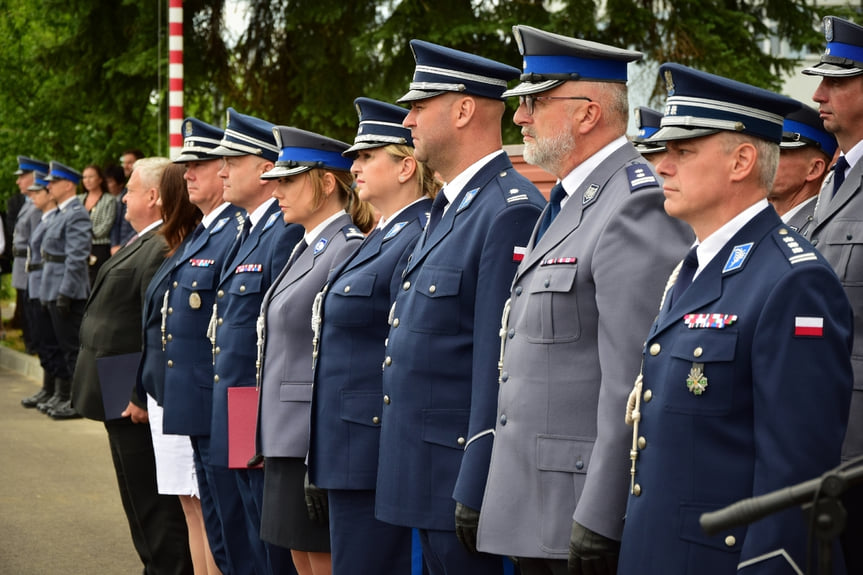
left=0, top=346, right=43, bottom=383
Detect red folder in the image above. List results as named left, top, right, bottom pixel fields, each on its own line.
left=227, top=387, right=263, bottom=469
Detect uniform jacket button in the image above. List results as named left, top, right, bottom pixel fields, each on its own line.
left=643, top=389, right=653, bottom=402
left=649, top=343, right=661, bottom=356
left=383, top=395, right=391, bottom=405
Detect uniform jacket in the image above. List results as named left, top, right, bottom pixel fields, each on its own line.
left=619, top=206, right=852, bottom=574
left=783, top=196, right=816, bottom=236
left=376, top=152, right=545, bottom=530
left=39, top=196, right=91, bottom=302
left=27, top=211, right=55, bottom=300
left=807, top=161, right=863, bottom=462
left=477, top=143, right=693, bottom=558
left=12, top=200, right=39, bottom=290
left=138, top=233, right=196, bottom=405
left=71, top=227, right=168, bottom=421
left=308, top=199, right=431, bottom=489
left=259, top=213, right=363, bottom=458
left=161, top=205, right=244, bottom=436
left=209, top=200, right=303, bottom=468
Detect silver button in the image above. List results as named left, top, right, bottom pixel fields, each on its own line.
left=383, top=395, right=391, bottom=405
left=217, top=290, right=224, bottom=298
left=384, top=356, right=392, bottom=366
left=429, top=285, right=436, bottom=294
left=693, top=346, right=703, bottom=358
left=344, top=285, right=351, bottom=293
left=457, top=437, right=466, bottom=446
left=393, top=318, right=400, bottom=328
left=167, top=360, right=173, bottom=368
left=172, top=281, right=178, bottom=288
left=725, top=535, right=736, bottom=547
left=217, top=318, right=223, bottom=326
left=215, top=347, right=221, bottom=355
left=192, top=280, right=198, bottom=288
left=638, top=436, right=646, bottom=449
left=167, top=307, right=173, bottom=315
left=372, top=416, right=380, bottom=424
left=649, top=343, right=661, bottom=356
left=239, top=285, right=246, bottom=293
left=167, top=334, right=173, bottom=342
left=633, top=483, right=642, bottom=496
left=643, top=389, right=653, bottom=402
left=402, top=281, right=411, bottom=291
left=214, top=375, right=220, bottom=383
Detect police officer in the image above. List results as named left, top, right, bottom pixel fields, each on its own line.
left=41, top=161, right=91, bottom=420
left=160, top=117, right=247, bottom=575
left=802, top=16, right=863, bottom=572
left=22, top=172, right=65, bottom=410
left=307, top=98, right=435, bottom=575
left=209, top=109, right=303, bottom=575
left=375, top=40, right=545, bottom=575
left=631, top=107, right=667, bottom=163
left=617, top=63, right=853, bottom=574
left=476, top=26, right=693, bottom=575
left=768, top=103, right=836, bottom=235
left=12, top=156, right=47, bottom=358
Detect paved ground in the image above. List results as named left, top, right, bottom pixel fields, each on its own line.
left=0, top=364, right=144, bottom=574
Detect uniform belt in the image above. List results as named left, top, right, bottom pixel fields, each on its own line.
left=13, top=248, right=27, bottom=257
left=42, top=253, right=66, bottom=263
left=26, top=263, right=42, bottom=271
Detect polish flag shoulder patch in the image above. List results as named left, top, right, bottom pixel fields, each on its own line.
left=513, top=246, right=527, bottom=262
left=794, top=316, right=824, bottom=337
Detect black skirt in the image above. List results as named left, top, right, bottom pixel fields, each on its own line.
left=260, top=457, right=331, bottom=552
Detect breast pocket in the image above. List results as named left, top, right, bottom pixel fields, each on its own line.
left=179, top=268, right=216, bottom=291
left=824, top=220, right=863, bottom=285
left=524, top=264, right=579, bottom=343
left=228, top=273, right=263, bottom=297
left=328, top=272, right=377, bottom=327
left=663, top=330, right=738, bottom=415
left=408, top=266, right=462, bottom=335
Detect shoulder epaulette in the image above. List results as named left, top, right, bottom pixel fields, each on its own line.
left=504, top=186, right=531, bottom=204
left=342, top=225, right=365, bottom=240
left=774, top=227, right=819, bottom=265
left=626, top=163, right=659, bottom=193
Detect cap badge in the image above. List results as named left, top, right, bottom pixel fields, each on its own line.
left=184, top=121, right=193, bottom=137
left=664, top=70, right=675, bottom=96
left=825, top=17, right=834, bottom=42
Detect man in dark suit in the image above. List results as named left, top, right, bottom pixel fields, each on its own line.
left=802, top=16, right=863, bottom=572
left=476, top=27, right=692, bottom=575
left=375, top=40, right=545, bottom=575
left=617, top=63, right=853, bottom=574
left=70, top=157, right=193, bottom=575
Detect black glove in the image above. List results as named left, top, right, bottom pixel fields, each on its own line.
left=568, top=521, right=620, bottom=575
left=455, top=502, right=480, bottom=553
left=303, top=471, right=328, bottom=524
left=56, top=294, right=71, bottom=317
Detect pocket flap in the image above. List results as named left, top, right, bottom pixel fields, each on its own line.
left=340, top=390, right=381, bottom=426
left=679, top=502, right=745, bottom=552
left=537, top=435, right=592, bottom=473
left=422, top=408, right=469, bottom=449
left=179, top=268, right=216, bottom=290
left=529, top=265, right=577, bottom=294
left=333, top=272, right=377, bottom=297
left=415, top=266, right=462, bottom=298
left=824, top=220, right=863, bottom=245
left=229, top=273, right=263, bottom=296
left=279, top=382, right=313, bottom=402
left=670, top=330, right=737, bottom=362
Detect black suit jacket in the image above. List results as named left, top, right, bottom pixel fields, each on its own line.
left=71, top=226, right=168, bottom=421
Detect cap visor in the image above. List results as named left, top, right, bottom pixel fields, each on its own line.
left=209, top=144, right=248, bottom=157
left=396, top=89, right=447, bottom=104
left=342, top=141, right=386, bottom=157
left=634, top=143, right=667, bottom=154
left=502, top=80, right=564, bottom=98
left=779, top=140, right=810, bottom=150
left=260, top=165, right=312, bottom=180
left=26, top=185, right=45, bottom=191
left=802, top=61, right=863, bottom=77
left=648, top=126, right=721, bottom=143
left=173, top=151, right=221, bottom=164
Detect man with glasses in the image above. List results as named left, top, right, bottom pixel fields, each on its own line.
left=475, top=26, right=692, bottom=575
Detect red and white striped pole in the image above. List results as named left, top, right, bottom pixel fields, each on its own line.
left=168, top=0, right=184, bottom=159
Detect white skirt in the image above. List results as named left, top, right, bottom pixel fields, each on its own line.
left=147, top=394, right=199, bottom=497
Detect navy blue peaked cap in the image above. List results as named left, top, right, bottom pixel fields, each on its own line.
left=174, top=118, right=226, bottom=163
left=27, top=171, right=48, bottom=191
left=15, top=156, right=48, bottom=175
left=397, top=39, right=520, bottom=103
left=45, top=161, right=82, bottom=185
left=649, top=63, right=801, bottom=144
left=803, top=17, right=863, bottom=77
left=633, top=107, right=666, bottom=154
left=503, top=25, right=642, bottom=97
left=780, top=103, right=837, bottom=158
left=211, top=108, right=280, bottom=162
left=262, top=126, right=352, bottom=179
left=344, top=98, right=413, bottom=157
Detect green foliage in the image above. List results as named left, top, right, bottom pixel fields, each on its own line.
left=0, top=0, right=848, bottom=208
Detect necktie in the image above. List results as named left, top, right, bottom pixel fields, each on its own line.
left=239, top=217, right=252, bottom=245
left=535, top=182, right=567, bottom=242
left=670, top=247, right=699, bottom=306
left=832, top=155, right=850, bottom=199
left=286, top=239, right=308, bottom=269
left=426, top=192, right=449, bottom=236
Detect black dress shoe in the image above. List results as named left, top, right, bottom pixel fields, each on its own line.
left=38, top=395, right=61, bottom=413
left=49, top=401, right=81, bottom=420
left=21, top=389, right=51, bottom=408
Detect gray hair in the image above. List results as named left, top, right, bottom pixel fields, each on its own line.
left=719, top=132, right=779, bottom=191
left=132, top=157, right=172, bottom=190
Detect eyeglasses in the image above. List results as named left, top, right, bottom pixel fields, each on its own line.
left=518, top=94, right=592, bottom=116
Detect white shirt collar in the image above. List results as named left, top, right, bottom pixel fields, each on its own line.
left=377, top=197, right=427, bottom=230
left=691, top=199, right=768, bottom=279
left=57, top=196, right=77, bottom=211
left=202, top=202, right=232, bottom=229
left=304, top=210, right=347, bottom=245
left=780, top=195, right=816, bottom=225
left=558, top=136, right=628, bottom=206
left=247, top=197, right=276, bottom=229
left=440, top=150, right=505, bottom=213
left=136, top=218, right=164, bottom=237
left=841, top=138, right=863, bottom=172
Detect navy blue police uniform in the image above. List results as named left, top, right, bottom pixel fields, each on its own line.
left=306, top=98, right=430, bottom=575
left=375, top=39, right=546, bottom=575
left=618, top=63, right=854, bottom=575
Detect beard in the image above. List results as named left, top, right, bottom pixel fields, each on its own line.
left=523, top=129, right=575, bottom=175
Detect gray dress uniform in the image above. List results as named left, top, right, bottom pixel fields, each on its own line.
left=477, top=142, right=692, bottom=558
left=12, top=200, right=39, bottom=291
left=39, top=196, right=91, bottom=303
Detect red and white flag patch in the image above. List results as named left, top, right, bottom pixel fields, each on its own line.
left=513, top=246, right=526, bottom=262
left=794, top=316, right=824, bottom=337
